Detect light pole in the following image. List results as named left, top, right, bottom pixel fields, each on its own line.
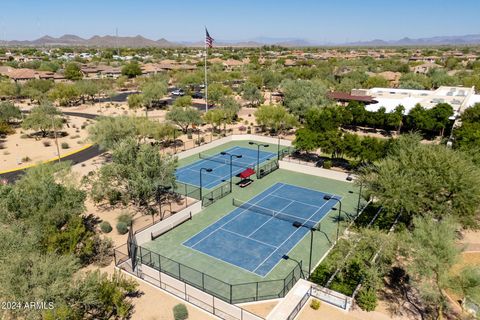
left=248, top=142, right=269, bottom=175
left=282, top=255, right=305, bottom=279
left=223, top=116, right=227, bottom=137
left=277, top=134, right=281, bottom=160
left=277, top=122, right=285, bottom=160
left=346, top=176, right=363, bottom=216
left=51, top=114, right=61, bottom=162
left=220, top=152, right=242, bottom=191
left=173, top=129, right=177, bottom=154
left=292, top=223, right=317, bottom=278
left=323, top=194, right=343, bottom=242
left=199, top=167, right=213, bottom=202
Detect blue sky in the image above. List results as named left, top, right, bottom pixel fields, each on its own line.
left=1, top=0, right=479, bottom=43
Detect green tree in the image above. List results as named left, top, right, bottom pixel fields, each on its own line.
left=49, top=83, right=80, bottom=106
left=400, top=216, right=461, bottom=319
left=21, top=79, right=54, bottom=102
left=22, top=102, right=63, bottom=137
left=127, top=93, right=144, bottom=111
left=454, top=103, right=480, bottom=149
left=359, top=134, right=480, bottom=227
left=88, top=116, right=172, bottom=151
left=281, top=79, right=330, bottom=118
left=121, top=61, right=142, bottom=78
left=90, top=137, right=177, bottom=209
left=166, top=106, right=202, bottom=133
left=293, top=128, right=319, bottom=153
left=75, top=80, right=100, bottom=104
left=429, top=103, right=453, bottom=136
left=364, top=76, right=389, bottom=89
left=207, top=83, right=232, bottom=105
left=64, top=62, right=83, bottom=80
left=241, top=81, right=264, bottom=106
left=449, top=266, right=480, bottom=310
left=0, top=81, right=20, bottom=97
left=173, top=95, right=193, bottom=108
left=203, top=109, right=225, bottom=133
left=254, top=104, right=297, bottom=133
left=141, top=80, right=168, bottom=116
left=0, top=101, right=21, bottom=124
left=218, top=96, right=240, bottom=121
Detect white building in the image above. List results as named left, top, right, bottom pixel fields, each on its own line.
left=353, top=86, right=480, bottom=117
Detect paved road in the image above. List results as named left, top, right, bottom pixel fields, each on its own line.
left=94, top=91, right=210, bottom=111
left=1, top=111, right=103, bottom=183
left=1, top=103, right=210, bottom=183
left=1, top=144, right=102, bottom=183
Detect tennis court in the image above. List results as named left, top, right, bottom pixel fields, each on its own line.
left=183, top=182, right=340, bottom=277
left=175, top=146, right=276, bottom=189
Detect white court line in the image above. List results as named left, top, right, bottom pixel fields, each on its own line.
left=252, top=197, right=334, bottom=273
left=219, top=227, right=277, bottom=249
left=246, top=199, right=294, bottom=237
left=186, top=183, right=286, bottom=248
left=269, top=194, right=320, bottom=210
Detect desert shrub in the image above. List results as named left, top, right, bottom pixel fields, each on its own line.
left=310, top=299, right=321, bottom=310
left=20, top=134, right=29, bottom=139
left=92, top=236, right=113, bottom=267
left=22, top=156, right=31, bottom=162
left=323, top=160, right=332, bottom=169
left=116, top=221, right=129, bottom=235
left=107, top=190, right=122, bottom=205
left=43, top=140, right=51, bottom=147
left=356, top=287, right=377, bottom=311
left=0, top=122, right=14, bottom=135
left=100, top=221, right=112, bottom=233
left=61, top=142, right=69, bottom=149
left=173, top=304, right=188, bottom=320
left=117, top=211, right=133, bottom=226
left=0, top=143, right=5, bottom=149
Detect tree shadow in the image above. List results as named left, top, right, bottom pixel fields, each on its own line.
left=83, top=213, right=102, bottom=232
left=380, top=267, right=426, bottom=320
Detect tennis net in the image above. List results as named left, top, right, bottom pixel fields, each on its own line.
left=199, top=152, right=256, bottom=168
left=232, top=198, right=319, bottom=229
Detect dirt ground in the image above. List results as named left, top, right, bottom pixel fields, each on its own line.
left=240, top=300, right=279, bottom=318
left=1, top=114, right=91, bottom=171
left=298, top=298, right=418, bottom=320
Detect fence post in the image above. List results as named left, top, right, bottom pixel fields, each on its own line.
left=230, top=284, right=233, bottom=304
left=256, top=282, right=259, bottom=301
left=202, top=273, right=205, bottom=291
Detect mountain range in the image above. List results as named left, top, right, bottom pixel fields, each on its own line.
left=2, top=34, right=480, bottom=48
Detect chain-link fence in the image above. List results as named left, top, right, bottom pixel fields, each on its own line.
left=115, top=244, right=303, bottom=305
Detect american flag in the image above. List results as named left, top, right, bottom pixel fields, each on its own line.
left=205, top=28, right=214, bottom=48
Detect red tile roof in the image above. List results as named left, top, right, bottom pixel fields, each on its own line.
left=328, top=92, right=376, bottom=103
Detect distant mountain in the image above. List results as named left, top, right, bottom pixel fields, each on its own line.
left=2, top=33, right=480, bottom=48
left=1, top=34, right=180, bottom=48
left=250, top=37, right=312, bottom=46
left=344, top=34, right=480, bottom=46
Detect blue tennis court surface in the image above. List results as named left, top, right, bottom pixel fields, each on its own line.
left=175, top=146, right=276, bottom=189
left=183, top=183, right=341, bottom=277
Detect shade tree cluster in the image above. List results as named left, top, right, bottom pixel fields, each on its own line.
left=0, top=163, right=137, bottom=319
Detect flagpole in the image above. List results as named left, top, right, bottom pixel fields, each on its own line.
left=204, top=30, right=208, bottom=113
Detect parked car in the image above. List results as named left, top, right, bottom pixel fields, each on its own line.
left=171, top=89, right=184, bottom=96
left=191, top=92, right=203, bottom=99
